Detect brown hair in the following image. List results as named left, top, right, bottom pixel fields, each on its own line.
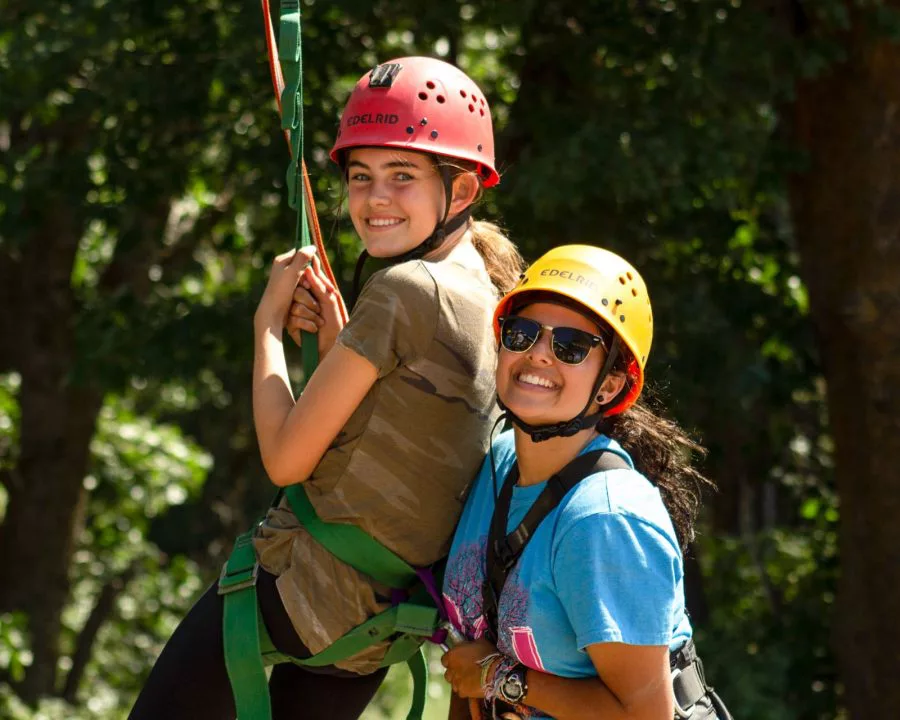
left=467, top=219, right=524, bottom=295
left=436, top=158, right=523, bottom=294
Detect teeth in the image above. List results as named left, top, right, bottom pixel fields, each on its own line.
left=518, top=373, right=556, bottom=389
left=368, top=217, right=403, bottom=227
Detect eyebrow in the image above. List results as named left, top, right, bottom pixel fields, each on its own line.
left=347, top=159, right=421, bottom=170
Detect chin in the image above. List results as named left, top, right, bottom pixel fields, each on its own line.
left=500, top=398, right=567, bottom=427
left=362, top=237, right=420, bottom=259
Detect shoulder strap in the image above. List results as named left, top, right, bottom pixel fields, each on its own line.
left=483, top=449, right=630, bottom=640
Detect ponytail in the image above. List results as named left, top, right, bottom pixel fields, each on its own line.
left=469, top=219, right=524, bottom=294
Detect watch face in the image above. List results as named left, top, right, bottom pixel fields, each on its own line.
left=501, top=672, right=526, bottom=703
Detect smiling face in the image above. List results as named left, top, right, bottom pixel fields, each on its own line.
left=346, top=147, right=447, bottom=258
left=497, top=301, right=623, bottom=427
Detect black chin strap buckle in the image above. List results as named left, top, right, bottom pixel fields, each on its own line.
left=529, top=417, right=583, bottom=443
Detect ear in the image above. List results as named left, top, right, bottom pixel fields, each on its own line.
left=594, top=373, right=627, bottom=406
left=448, top=172, right=479, bottom=215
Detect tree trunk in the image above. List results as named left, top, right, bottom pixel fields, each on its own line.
left=0, top=200, right=103, bottom=701
left=787, top=13, right=900, bottom=716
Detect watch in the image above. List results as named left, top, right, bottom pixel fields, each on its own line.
left=496, top=663, right=529, bottom=705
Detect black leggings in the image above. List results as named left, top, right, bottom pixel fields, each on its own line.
left=129, top=570, right=388, bottom=720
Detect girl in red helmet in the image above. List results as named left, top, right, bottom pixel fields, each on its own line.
left=130, top=57, right=522, bottom=720
left=440, top=246, right=731, bottom=719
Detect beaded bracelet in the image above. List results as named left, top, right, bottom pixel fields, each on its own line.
left=478, top=652, right=501, bottom=694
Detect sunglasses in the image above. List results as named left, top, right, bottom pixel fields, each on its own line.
left=498, top=315, right=606, bottom=366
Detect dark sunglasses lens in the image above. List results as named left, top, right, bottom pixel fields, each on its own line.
left=501, top=317, right=541, bottom=353
left=551, top=328, right=595, bottom=364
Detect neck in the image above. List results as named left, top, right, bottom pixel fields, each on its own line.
left=425, top=222, right=476, bottom=264
left=513, top=424, right=600, bottom=487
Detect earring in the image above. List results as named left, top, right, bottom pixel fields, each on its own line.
left=595, top=394, right=606, bottom=404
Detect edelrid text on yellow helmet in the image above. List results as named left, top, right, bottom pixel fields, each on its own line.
left=494, top=244, right=653, bottom=415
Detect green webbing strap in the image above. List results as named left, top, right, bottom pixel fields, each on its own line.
left=278, top=0, right=318, bottom=379
left=405, top=648, right=428, bottom=720
left=284, top=484, right=418, bottom=588
left=222, top=11, right=436, bottom=715
left=256, top=600, right=433, bottom=720
left=258, top=601, right=438, bottom=668
left=219, top=530, right=271, bottom=720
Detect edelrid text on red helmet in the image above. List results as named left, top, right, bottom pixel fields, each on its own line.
left=330, top=57, right=499, bottom=187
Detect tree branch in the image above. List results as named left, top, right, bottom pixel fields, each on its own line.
left=60, top=563, right=137, bottom=703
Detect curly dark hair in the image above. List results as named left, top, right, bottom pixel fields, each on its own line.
left=598, top=397, right=713, bottom=550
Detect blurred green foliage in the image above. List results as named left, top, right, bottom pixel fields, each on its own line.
left=4, top=0, right=893, bottom=717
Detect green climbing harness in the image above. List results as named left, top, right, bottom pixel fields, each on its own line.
left=217, top=3, right=448, bottom=718
left=218, top=486, right=443, bottom=720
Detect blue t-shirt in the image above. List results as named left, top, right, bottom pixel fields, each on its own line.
left=442, top=431, right=692, bottom=689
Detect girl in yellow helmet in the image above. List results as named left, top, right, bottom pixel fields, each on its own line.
left=440, top=245, right=731, bottom=720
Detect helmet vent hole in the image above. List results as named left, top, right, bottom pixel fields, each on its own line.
left=406, top=126, right=414, bottom=134
left=627, top=271, right=633, bottom=280
left=477, top=144, right=483, bottom=152
left=601, top=299, right=609, bottom=306
left=620, top=315, right=626, bottom=322
left=460, top=89, right=467, bottom=98
left=480, top=108, right=485, bottom=116
left=436, top=95, right=446, bottom=103
left=418, top=92, right=428, bottom=100
left=480, top=98, right=485, bottom=105
left=618, top=276, right=626, bottom=285
left=468, top=104, right=475, bottom=112
left=430, top=130, right=439, bottom=139
left=426, top=80, right=436, bottom=89
left=631, top=288, right=638, bottom=297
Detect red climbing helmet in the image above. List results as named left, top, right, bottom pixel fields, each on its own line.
left=330, top=57, right=499, bottom=187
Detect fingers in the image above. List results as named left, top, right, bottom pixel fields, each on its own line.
left=289, top=285, right=323, bottom=332
left=468, top=698, right=483, bottom=720
left=291, top=244, right=318, bottom=269
left=300, top=255, right=338, bottom=304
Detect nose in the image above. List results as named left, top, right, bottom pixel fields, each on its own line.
left=526, top=327, right=554, bottom=365
left=366, top=179, right=391, bottom=208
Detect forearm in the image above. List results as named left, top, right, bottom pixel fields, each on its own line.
left=252, top=321, right=297, bottom=485
left=509, top=668, right=670, bottom=720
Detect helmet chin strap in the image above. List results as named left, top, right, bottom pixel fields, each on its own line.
left=351, top=164, right=472, bottom=305
left=499, top=337, right=622, bottom=443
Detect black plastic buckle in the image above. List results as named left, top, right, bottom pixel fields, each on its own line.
left=369, top=63, right=402, bottom=88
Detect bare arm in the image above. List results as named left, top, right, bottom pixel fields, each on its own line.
left=517, top=643, right=672, bottom=720
left=252, top=336, right=377, bottom=487
left=443, top=639, right=672, bottom=720
left=252, top=247, right=375, bottom=487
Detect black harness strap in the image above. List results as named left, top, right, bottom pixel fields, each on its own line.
left=482, top=449, right=630, bottom=641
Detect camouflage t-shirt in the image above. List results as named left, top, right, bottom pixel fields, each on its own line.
left=254, top=258, right=500, bottom=673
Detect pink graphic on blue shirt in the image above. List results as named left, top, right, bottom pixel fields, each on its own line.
left=509, top=626, right=546, bottom=671
left=443, top=540, right=488, bottom=639
left=444, top=539, right=545, bottom=672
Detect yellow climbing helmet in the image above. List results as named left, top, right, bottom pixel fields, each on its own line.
left=493, top=244, right=653, bottom=416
